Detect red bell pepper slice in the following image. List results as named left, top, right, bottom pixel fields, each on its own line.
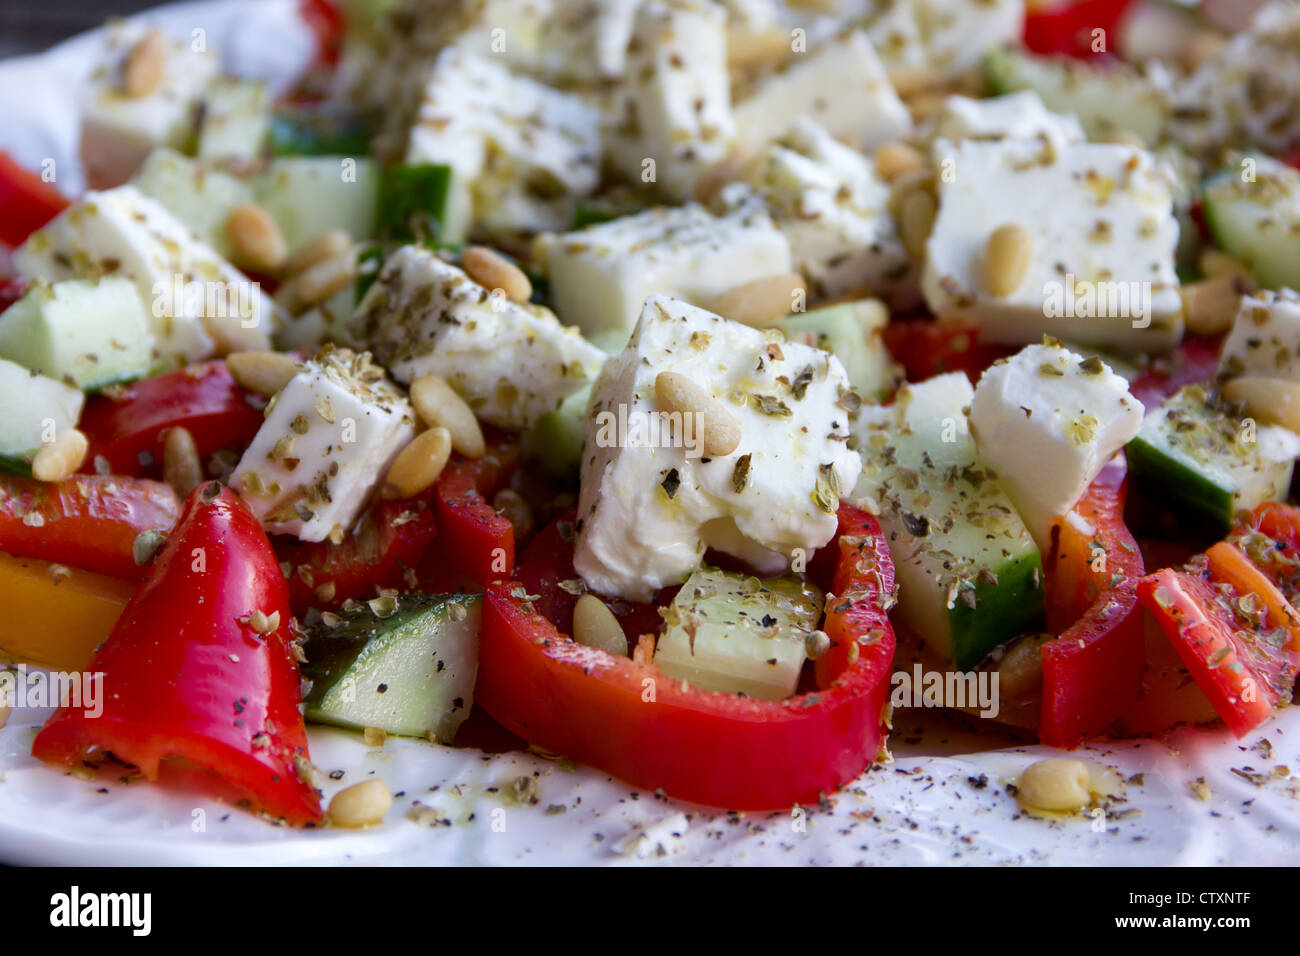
left=881, top=317, right=1012, bottom=386
left=1022, top=0, right=1139, bottom=59
left=299, top=0, right=345, bottom=69
left=32, top=483, right=322, bottom=824
left=79, top=361, right=265, bottom=477
left=474, top=504, right=896, bottom=810
left=277, top=490, right=439, bottom=615
left=0, top=152, right=69, bottom=248
left=0, top=474, right=180, bottom=580
left=1040, top=459, right=1146, bottom=747
left=421, top=440, right=519, bottom=590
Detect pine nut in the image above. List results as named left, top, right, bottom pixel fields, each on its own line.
left=1198, top=248, right=1253, bottom=281
left=888, top=66, right=942, bottom=99
left=381, top=427, right=451, bottom=499
left=409, top=374, right=485, bottom=458
left=983, top=224, right=1033, bottom=297
left=225, top=204, right=288, bottom=275
left=201, top=310, right=272, bottom=357
left=163, top=426, right=203, bottom=497
left=694, top=153, right=749, bottom=204
left=1221, top=376, right=1300, bottom=432
left=492, top=488, right=534, bottom=541
left=996, top=634, right=1047, bottom=700
left=122, top=29, right=167, bottom=97
left=899, top=190, right=937, bottom=259
left=462, top=246, right=531, bottom=303
left=874, top=141, right=925, bottom=182
left=1017, top=758, right=1091, bottom=812
left=573, top=594, right=629, bottom=657
left=1183, top=274, right=1253, bottom=335
left=327, top=778, right=392, bottom=828
left=226, top=350, right=301, bottom=396
left=286, top=230, right=353, bottom=275
left=711, top=273, right=806, bottom=329
left=32, top=428, right=88, bottom=482
left=654, top=371, right=742, bottom=458
left=726, top=26, right=793, bottom=70
left=291, top=252, right=356, bottom=309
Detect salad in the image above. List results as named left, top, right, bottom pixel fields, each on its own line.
left=1, top=0, right=1299, bottom=834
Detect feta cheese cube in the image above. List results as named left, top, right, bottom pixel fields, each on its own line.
left=355, top=245, right=606, bottom=429
left=932, top=91, right=1086, bottom=146
left=538, top=201, right=792, bottom=344
left=574, top=295, right=863, bottom=601
left=405, top=47, right=603, bottom=238
left=922, top=139, right=1183, bottom=353
left=80, top=25, right=220, bottom=189
left=13, top=186, right=280, bottom=363
left=1218, top=289, right=1300, bottom=382
left=605, top=0, right=734, bottom=202
left=969, top=342, right=1144, bottom=549
left=197, top=77, right=272, bottom=163
left=733, top=31, right=911, bottom=154
left=728, top=118, right=910, bottom=299
left=915, top=0, right=1025, bottom=78
left=231, top=348, right=415, bottom=543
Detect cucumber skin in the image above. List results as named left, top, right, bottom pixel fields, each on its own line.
left=1126, top=432, right=1235, bottom=537
left=947, top=550, right=1046, bottom=672
left=1201, top=165, right=1300, bottom=291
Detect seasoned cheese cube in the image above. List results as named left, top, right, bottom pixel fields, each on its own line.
left=197, top=77, right=272, bottom=162
left=231, top=348, right=415, bottom=543
left=1218, top=289, right=1300, bottom=382
left=538, top=201, right=792, bottom=344
left=864, top=0, right=1024, bottom=80
left=969, top=342, right=1144, bottom=549
left=355, top=246, right=605, bottom=429
left=922, top=139, right=1183, bottom=353
left=574, top=295, right=863, bottom=601
left=80, top=25, right=220, bottom=189
left=13, top=186, right=280, bottom=364
left=730, top=118, right=910, bottom=300
left=405, top=47, right=602, bottom=237
left=733, top=31, right=911, bottom=154
left=932, top=91, right=1086, bottom=146
left=605, top=0, right=734, bottom=202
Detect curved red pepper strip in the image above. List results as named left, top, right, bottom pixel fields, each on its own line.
left=32, top=483, right=322, bottom=824
left=421, top=441, right=519, bottom=590
left=475, top=504, right=895, bottom=810
left=0, top=152, right=69, bottom=248
left=1022, top=0, right=1139, bottom=59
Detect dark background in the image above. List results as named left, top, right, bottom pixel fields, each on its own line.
left=1, top=1, right=161, bottom=58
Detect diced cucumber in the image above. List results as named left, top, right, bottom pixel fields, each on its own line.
left=302, top=593, right=481, bottom=743
left=268, top=106, right=372, bottom=158
left=655, top=566, right=823, bottom=700
left=0, top=357, right=84, bottom=474
left=983, top=49, right=1170, bottom=145
left=0, top=278, right=154, bottom=390
left=197, top=77, right=271, bottom=162
left=376, top=164, right=456, bottom=243
left=854, top=373, right=1045, bottom=670
left=780, top=299, right=899, bottom=401
left=132, top=148, right=255, bottom=258
left=252, top=156, right=380, bottom=250
left=1202, top=156, right=1300, bottom=291
left=523, top=383, right=591, bottom=479
left=1127, top=384, right=1298, bottom=536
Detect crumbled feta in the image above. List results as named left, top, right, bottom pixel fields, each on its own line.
left=574, top=295, right=862, bottom=601
left=932, top=91, right=1086, bottom=146
left=922, top=139, right=1183, bottom=353
left=1218, top=289, right=1300, bottom=382
left=733, top=31, right=911, bottom=154
left=231, top=348, right=415, bottom=543
left=13, top=186, right=281, bottom=363
left=355, top=245, right=606, bottom=429
left=969, top=342, right=1144, bottom=549
left=537, top=201, right=792, bottom=345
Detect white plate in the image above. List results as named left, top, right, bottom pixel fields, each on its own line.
left=2, top=0, right=1300, bottom=866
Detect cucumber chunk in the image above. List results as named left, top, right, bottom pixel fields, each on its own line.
left=377, top=164, right=454, bottom=242
left=268, top=106, right=372, bottom=158
left=197, top=77, right=272, bottom=162
left=524, top=383, right=591, bottom=479
left=0, top=278, right=154, bottom=390
left=132, top=148, right=256, bottom=259
left=655, top=566, right=823, bottom=700
left=0, top=357, right=84, bottom=474
left=302, top=593, right=481, bottom=743
left=252, top=156, right=380, bottom=250
left=1202, top=156, right=1300, bottom=291
left=780, top=299, right=899, bottom=401
left=1127, top=384, right=1298, bottom=536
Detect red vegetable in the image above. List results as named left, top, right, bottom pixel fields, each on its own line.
left=882, top=317, right=1012, bottom=386
left=1040, top=460, right=1146, bottom=747
left=1022, top=0, right=1139, bottom=59
left=299, top=0, right=345, bottom=69
left=475, top=505, right=896, bottom=809
left=0, top=474, right=180, bottom=580
left=79, top=361, right=265, bottom=477
left=0, top=151, right=69, bottom=248
left=32, top=483, right=322, bottom=824
left=1128, top=335, right=1222, bottom=410
left=420, top=441, right=519, bottom=590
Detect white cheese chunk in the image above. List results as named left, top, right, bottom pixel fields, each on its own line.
left=605, top=0, right=734, bottom=202
left=915, top=0, right=1025, bottom=78
left=355, top=245, right=605, bottom=429
left=405, top=47, right=603, bottom=238
left=729, top=117, right=910, bottom=299
left=733, top=31, right=911, bottom=154
left=231, top=348, right=415, bottom=543
left=969, top=342, right=1144, bottom=549
left=13, top=186, right=280, bottom=364
left=197, top=77, right=272, bottom=162
left=932, top=91, right=1086, bottom=146
left=1218, top=289, right=1300, bottom=382
left=80, top=25, right=220, bottom=189
left=538, top=201, right=792, bottom=345
left=922, top=139, right=1183, bottom=353
left=574, top=295, right=863, bottom=601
